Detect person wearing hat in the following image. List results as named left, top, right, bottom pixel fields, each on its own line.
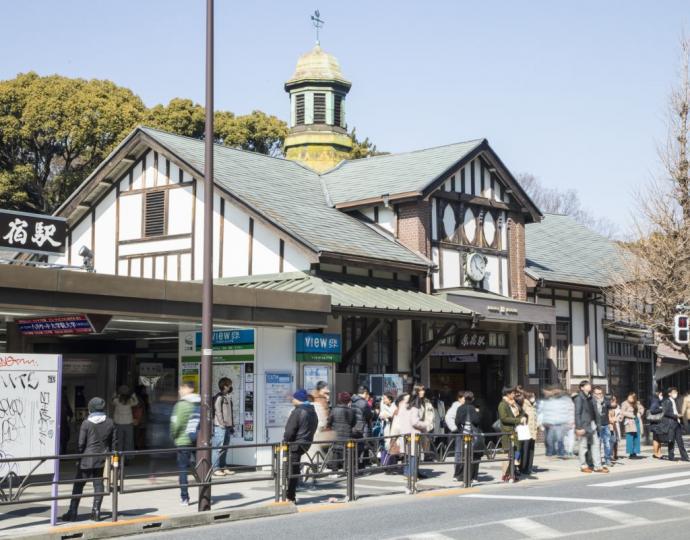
left=111, top=385, right=138, bottom=453
left=282, top=389, right=318, bottom=503
left=61, top=397, right=117, bottom=522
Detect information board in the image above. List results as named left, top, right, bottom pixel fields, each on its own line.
left=0, top=353, right=61, bottom=476
left=265, top=372, right=294, bottom=428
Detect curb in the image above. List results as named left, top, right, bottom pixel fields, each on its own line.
left=19, top=503, right=297, bottom=540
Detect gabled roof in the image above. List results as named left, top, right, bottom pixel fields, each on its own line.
left=525, top=214, right=628, bottom=288
left=216, top=271, right=474, bottom=319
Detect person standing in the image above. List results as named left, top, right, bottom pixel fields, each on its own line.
left=520, top=391, right=538, bottom=476
left=455, top=391, right=482, bottom=483
left=61, top=397, right=116, bottom=522
left=351, top=386, right=373, bottom=469
left=608, top=395, right=622, bottom=461
left=283, top=389, right=318, bottom=503
left=392, top=393, right=428, bottom=481
left=378, top=393, right=397, bottom=467
left=681, top=390, right=690, bottom=434
left=648, top=390, right=665, bottom=459
left=111, top=385, right=138, bottom=453
left=621, top=391, right=645, bottom=459
left=663, top=387, right=690, bottom=461
left=574, top=380, right=608, bottom=473
left=498, top=386, right=525, bottom=482
left=170, top=382, right=200, bottom=506
left=327, top=392, right=356, bottom=470
left=211, top=377, right=235, bottom=477
left=593, top=387, right=613, bottom=467
left=445, top=391, right=465, bottom=479
left=414, top=384, right=436, bottom=461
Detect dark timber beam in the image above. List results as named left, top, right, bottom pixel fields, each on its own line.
left=413, top=322, right=456, bottom=372
left=341, top=319, right=385, bottom=368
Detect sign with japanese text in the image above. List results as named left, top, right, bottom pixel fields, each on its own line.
left=0, top=209, right=66, bottom=255
left=296, top=332, right=342, bottom=362
left=456, top=331, right=488, bottom=350
left=17, top=314, right=94, bottom=336
left=194, top=329, right=255, bottom=352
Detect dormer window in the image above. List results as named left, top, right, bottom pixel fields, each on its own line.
left=313, top=93, right=326, bottom=124
left=295, top=94, right=305, bottom=125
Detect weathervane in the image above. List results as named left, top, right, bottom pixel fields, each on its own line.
left=311, top=9, right=324, bottom=45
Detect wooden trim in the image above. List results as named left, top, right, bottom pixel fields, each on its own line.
left=67, top=231, right=72, bottom=266
left=568, top=290, right=573, bottom=376
left=373, top=206, right=379, bottom=223
left=450, top=175, right=456, bottom=192
left=584, top=295, right=591, bottom=376
left=177, top=253, right=182, bottom=281
left=333, top=191, right=421, bottom=210
left=191, top=179, right=197, bottom=280
left=248, top=217, right=254, bottom=275
left=498, top=252, right=503, bottom=294
left=342, top=319, right=385, bottom=368
left=152, top=255, right=156, bottom=278
left=115, top=184, right=120, bottom=275
left=128, top=169, right=133, bottom=191
left=178, top=167, right=183, bottom=183
left=480, top=161, right=485, bottom=193
left=279, top=239, right=285, bottom=273
left=551, top=288, right=556, bottom=306
left=91, top=210, right=96, bottom=268
left=219, top=197, right=225, bottom=277
left=470, top=158, right=476, bottom=195
left=141, top=151, right=147, bottom=188
left=432, top=240, right=507, bottom=257
left=118, top=233, right=192, bottom=245
left=119, top=182, right=193, bottom=196
left=460, top=167, right=466, bottom=194
left=153, top=151, right=159, bottom=187
left=438, top=244, right=444, bottom=289
left=127, top=258, right=132, bottom=277
left=433, top=190, right=512, bottom=211
left=166, top=158, right=170, bottom=185
left=163, top=189, right=169, bottom=236
left=164, top=254, right=168, bottom=280
left=118, top=248, right=192, bottom=261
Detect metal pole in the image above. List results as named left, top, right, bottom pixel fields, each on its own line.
left=198, top=0, right=214, bottom=512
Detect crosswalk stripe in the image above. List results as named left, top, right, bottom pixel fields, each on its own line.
left=461, top=494, right=625, bottom=505
left=584, top=507, right=650, bottom=526
left=590, top=470, right=690, bottom=487
left=639, top=478, right=690, bottom=489
left=649, top=497, right=690, bottom=509
left=407, top=534, right=455, bottom=539
left=501, top=517, right=561, bottom=539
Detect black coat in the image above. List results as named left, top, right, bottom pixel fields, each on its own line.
left=327, top=405, right=356, bottom=440
left=351, top=395, right=373, bottom=437
left=77, top=417, right=117, bottom=469
left=283, top=403, right=318, bottom=444
left=574, top=391, right=597, bottom=433
left=455, top=403, right=481, bottom=432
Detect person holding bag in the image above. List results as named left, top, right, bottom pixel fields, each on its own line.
left=454, top=391, right=483, bottom=483
left=497, top=386, right=525, bottom=483
left=519, top=391, right=538, bottom=477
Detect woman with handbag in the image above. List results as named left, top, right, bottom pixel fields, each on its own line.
left=519, top=391, right=538, bottom=477
left=454, top=391, right=483, bottom=483
left=620, top=392, right=645, bottom=459
left=648, top=390, right=666, bottom=459
left=498, top=386, right=526, bottom=483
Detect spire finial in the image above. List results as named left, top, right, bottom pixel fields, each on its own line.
left=310, top=9, right=324, bottom=45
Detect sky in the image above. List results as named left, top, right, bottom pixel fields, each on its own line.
left=2, top=0, right=688, bottom=231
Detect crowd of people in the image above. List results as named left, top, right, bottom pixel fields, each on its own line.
left=58, top=378, right=690, bottom=517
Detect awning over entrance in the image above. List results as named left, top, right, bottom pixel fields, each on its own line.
left=0, top=265, right=330, bottom=327
left=444, top=289, right=555, bottom=326
left=655, top=342, right=689, bottom=380
left=217, top=271, right=474, bottom=320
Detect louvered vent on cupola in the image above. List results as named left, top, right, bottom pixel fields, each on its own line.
left=144, top=191, right=165, bottom=237
left=313, top=93, right=326, bottom=123
left=295, top=94, right=305, bottom=125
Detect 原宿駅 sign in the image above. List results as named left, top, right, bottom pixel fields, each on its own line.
left=296, top=332, right=341, bottom=362
left=0, top=209, right=66, bottom=255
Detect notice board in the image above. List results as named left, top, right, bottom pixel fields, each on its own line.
left=0, top=353, right=62, bottom=476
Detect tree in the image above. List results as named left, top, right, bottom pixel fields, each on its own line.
left=0, top=72, right=145, bottom=212
left=518, top=173, right=618, bottom=238
left=612, top=37, right=690, bottom=353
left=348, top=127, right=386, bottom=159
left=215, top=110, right=287, bottom=157
left=145, top=98, right=205, bottom=138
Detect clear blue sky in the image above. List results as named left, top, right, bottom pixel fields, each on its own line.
left=2, top=1, right=687, bottom=230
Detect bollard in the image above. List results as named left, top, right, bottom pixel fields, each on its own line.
left=273, top=445, right=281, bottom=503
left=509, top=433, right=516, bottom=481
left=111, top=453, right=119, bottom=522
left=281, top=443, right=289, bottom=502
left=462, top=434, right=472, bottom=488
left=346, top=440, right=356, bottom=501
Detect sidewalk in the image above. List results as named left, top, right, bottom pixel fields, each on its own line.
left=1, top=439, right=685, bottom=539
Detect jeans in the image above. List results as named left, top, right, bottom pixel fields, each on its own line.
left=211, top=426, right=232, bottom=470
left=403, top=455, right=418, bottom=478
left=177, top=449, right=192, bottom=500
left=546, top=424, right=566, bottom=457
left=598, top=425, right=612, bottom=464
left=578, top=430, right=602, bottom=469
left=625, top=432, right=641, bottom=456
left=69, top=466, right=105, bottom=511
left=115, top=424, right=134, bottom=452
left=453, top=434, right=463, bottom=478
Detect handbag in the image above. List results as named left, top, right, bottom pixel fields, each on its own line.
left=516, top=424, right=532, bottom=441
left=646, top=410, right=663, bottom=423
left=388, top=437, right=401, bottom=456
left=491, top=419, right=502, bottom=433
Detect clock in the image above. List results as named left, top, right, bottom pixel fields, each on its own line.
left=466, top=252, right=487, bottom=283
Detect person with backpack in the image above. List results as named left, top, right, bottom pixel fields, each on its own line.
left=283, top=389, right=318, bottom=503
left=455, top=391, right=482, bottom=483
left=170, top=382, right=200, bottom=506
left=211, top=377, right=235, bottom=477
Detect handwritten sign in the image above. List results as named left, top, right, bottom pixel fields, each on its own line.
left=0, top=209, right=66, bottom=255
left=0, top=354, right=61, bottom=477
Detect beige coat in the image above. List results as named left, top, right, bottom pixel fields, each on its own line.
left=681, top=394, right=690, bottom=420
left=621, top=400, right=645, bottom=434
left=522, top=400, right=538, bottom=440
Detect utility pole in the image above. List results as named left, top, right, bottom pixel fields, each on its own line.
left=198, top=0, right=214, bottom=512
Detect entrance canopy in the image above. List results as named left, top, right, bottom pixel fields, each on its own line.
left=655, top=342, right=689, bottom=381
left=444, top=289, right=555, bottom=326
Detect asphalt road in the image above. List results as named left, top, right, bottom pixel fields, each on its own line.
left=132, top=462, right=690, bottom=540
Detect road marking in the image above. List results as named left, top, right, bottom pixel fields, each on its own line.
left=589, top=470, right=690, bottom=487
left=501, top=517, right=561, bottom=539
left=639, top=478, right=690, bottom=489
left=460, top=494, right=626, bottom=505
left=407, top=534, right=455, bottom=539
left=649, top=497, right=690, bottom=510
left=584, top=507, right=650, bottom=526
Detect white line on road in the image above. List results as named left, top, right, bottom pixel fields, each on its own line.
left=407, top=534, right=455, bottom=540
left=649, top=497, right=690, bottom=509
left=501, top=517, right=562, bottom=539
left=584, top=507, right=651, bottom=526
left=460, top=494, right=626, bottom=505
left=589, top=470, right=690, bottom=487
left=639, top=478, right=690, bottom=489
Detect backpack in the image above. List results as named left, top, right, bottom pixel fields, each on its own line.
left=185, top=402, right=201, bottom=444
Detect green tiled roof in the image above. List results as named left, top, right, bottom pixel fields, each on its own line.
left=140, top=127, right=427, bottom=267
left=216, top=272, right=473, bottom=318
left=322, top=139, right=484, bottom=205
left=525, top=214, right=628, bottom=287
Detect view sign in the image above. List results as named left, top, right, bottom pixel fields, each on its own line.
left=0, top=209, right=67, bottom=255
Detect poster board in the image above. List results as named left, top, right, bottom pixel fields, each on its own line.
left=303, top=364, right=331, bottom=393
left=265, top=372, right=294, bottom=428
left=0, top=353, right=61, bottom=476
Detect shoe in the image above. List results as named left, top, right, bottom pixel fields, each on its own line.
left=213, top=470, right=226, bottom=477
left=594, top=467, right=609, bottom=473
left=417, top=472, right=429, bottom=479
left=581, top=466, right=593, bottom=473
left=61, top=511, right=78, bottom=522
left=90, top=509, right=101, bottom=522
left=180, top=498, right=190, bottom=506
left=223, top=469, right=236, bottom=475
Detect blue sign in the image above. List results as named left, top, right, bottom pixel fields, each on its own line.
left=296, top=332, right=341, bottom=362
left=17, top=314, right=93, bottom=336
left=195, top=329, right=255, bottom=351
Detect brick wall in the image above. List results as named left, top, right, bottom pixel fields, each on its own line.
left=396, top=201, right=431, bottom=258
left=508, top=213, right=527, bottom=301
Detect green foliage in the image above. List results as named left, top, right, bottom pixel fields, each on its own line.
left=145, top=98, right=205, bottom=138
left=0, top=165, right=34, bottom=211
left=348, top=127, right=386, bottom=159
left=215, top=110, right=287, bottom=157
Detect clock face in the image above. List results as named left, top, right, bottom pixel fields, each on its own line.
left=467, top=253, right=487, bottom=282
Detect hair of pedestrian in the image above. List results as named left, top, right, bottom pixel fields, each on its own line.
left=182, top=381, right=195, bottom=391
left=593, top=386, right=603, bottom=393
left=358, top=385, right=370, bottom=395
left=579, top=380, right=591, bottom=389
left=383, top=392, right=394, bottom=402
left=413, top=383, right=425, bottom=395
left=667, top=387, right=678, bottom=394
left=464, top=391, right=475, bottom=403
left=522, top=390, right=535, bottom=401
left=218, top=377, right=232, bottom=390
left=315, top=381, right=329, bottom=391
left=456, top=390, right=465, bottom=400
left=502, top=386, right=515, bottom=396
left=394, top=393, right=409, bottom=407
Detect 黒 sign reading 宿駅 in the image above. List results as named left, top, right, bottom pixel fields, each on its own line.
left=0, top=209, right=67, bottom=255
left=296, top=332, right=342, bottom=362
left=0, top=354, right=61, bottom=477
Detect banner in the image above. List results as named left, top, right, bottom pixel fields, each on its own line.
left=296, top=332, right=341, bottom=362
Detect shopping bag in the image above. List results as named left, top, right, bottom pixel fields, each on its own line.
left=516, top=424, right=531, bottom=441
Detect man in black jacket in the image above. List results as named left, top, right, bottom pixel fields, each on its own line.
left=574, top=380, right=607, bottom=474
left=61, top=397, right=117, bottom=522
left=663, top=387, right=690, bottom=461
left=283, top=389, right=318, bottom=502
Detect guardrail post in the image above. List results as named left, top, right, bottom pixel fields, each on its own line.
left=281, top=443, right=289, bottom=502
left=509, top=433, right=516, bottom=481
left=346, top=440, right=355, bottom=502
left=111, top=453, right=119, bottom=522
left=463, top=434, right=472, bottom=488
left=273, top=445, right=281, bottom=503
